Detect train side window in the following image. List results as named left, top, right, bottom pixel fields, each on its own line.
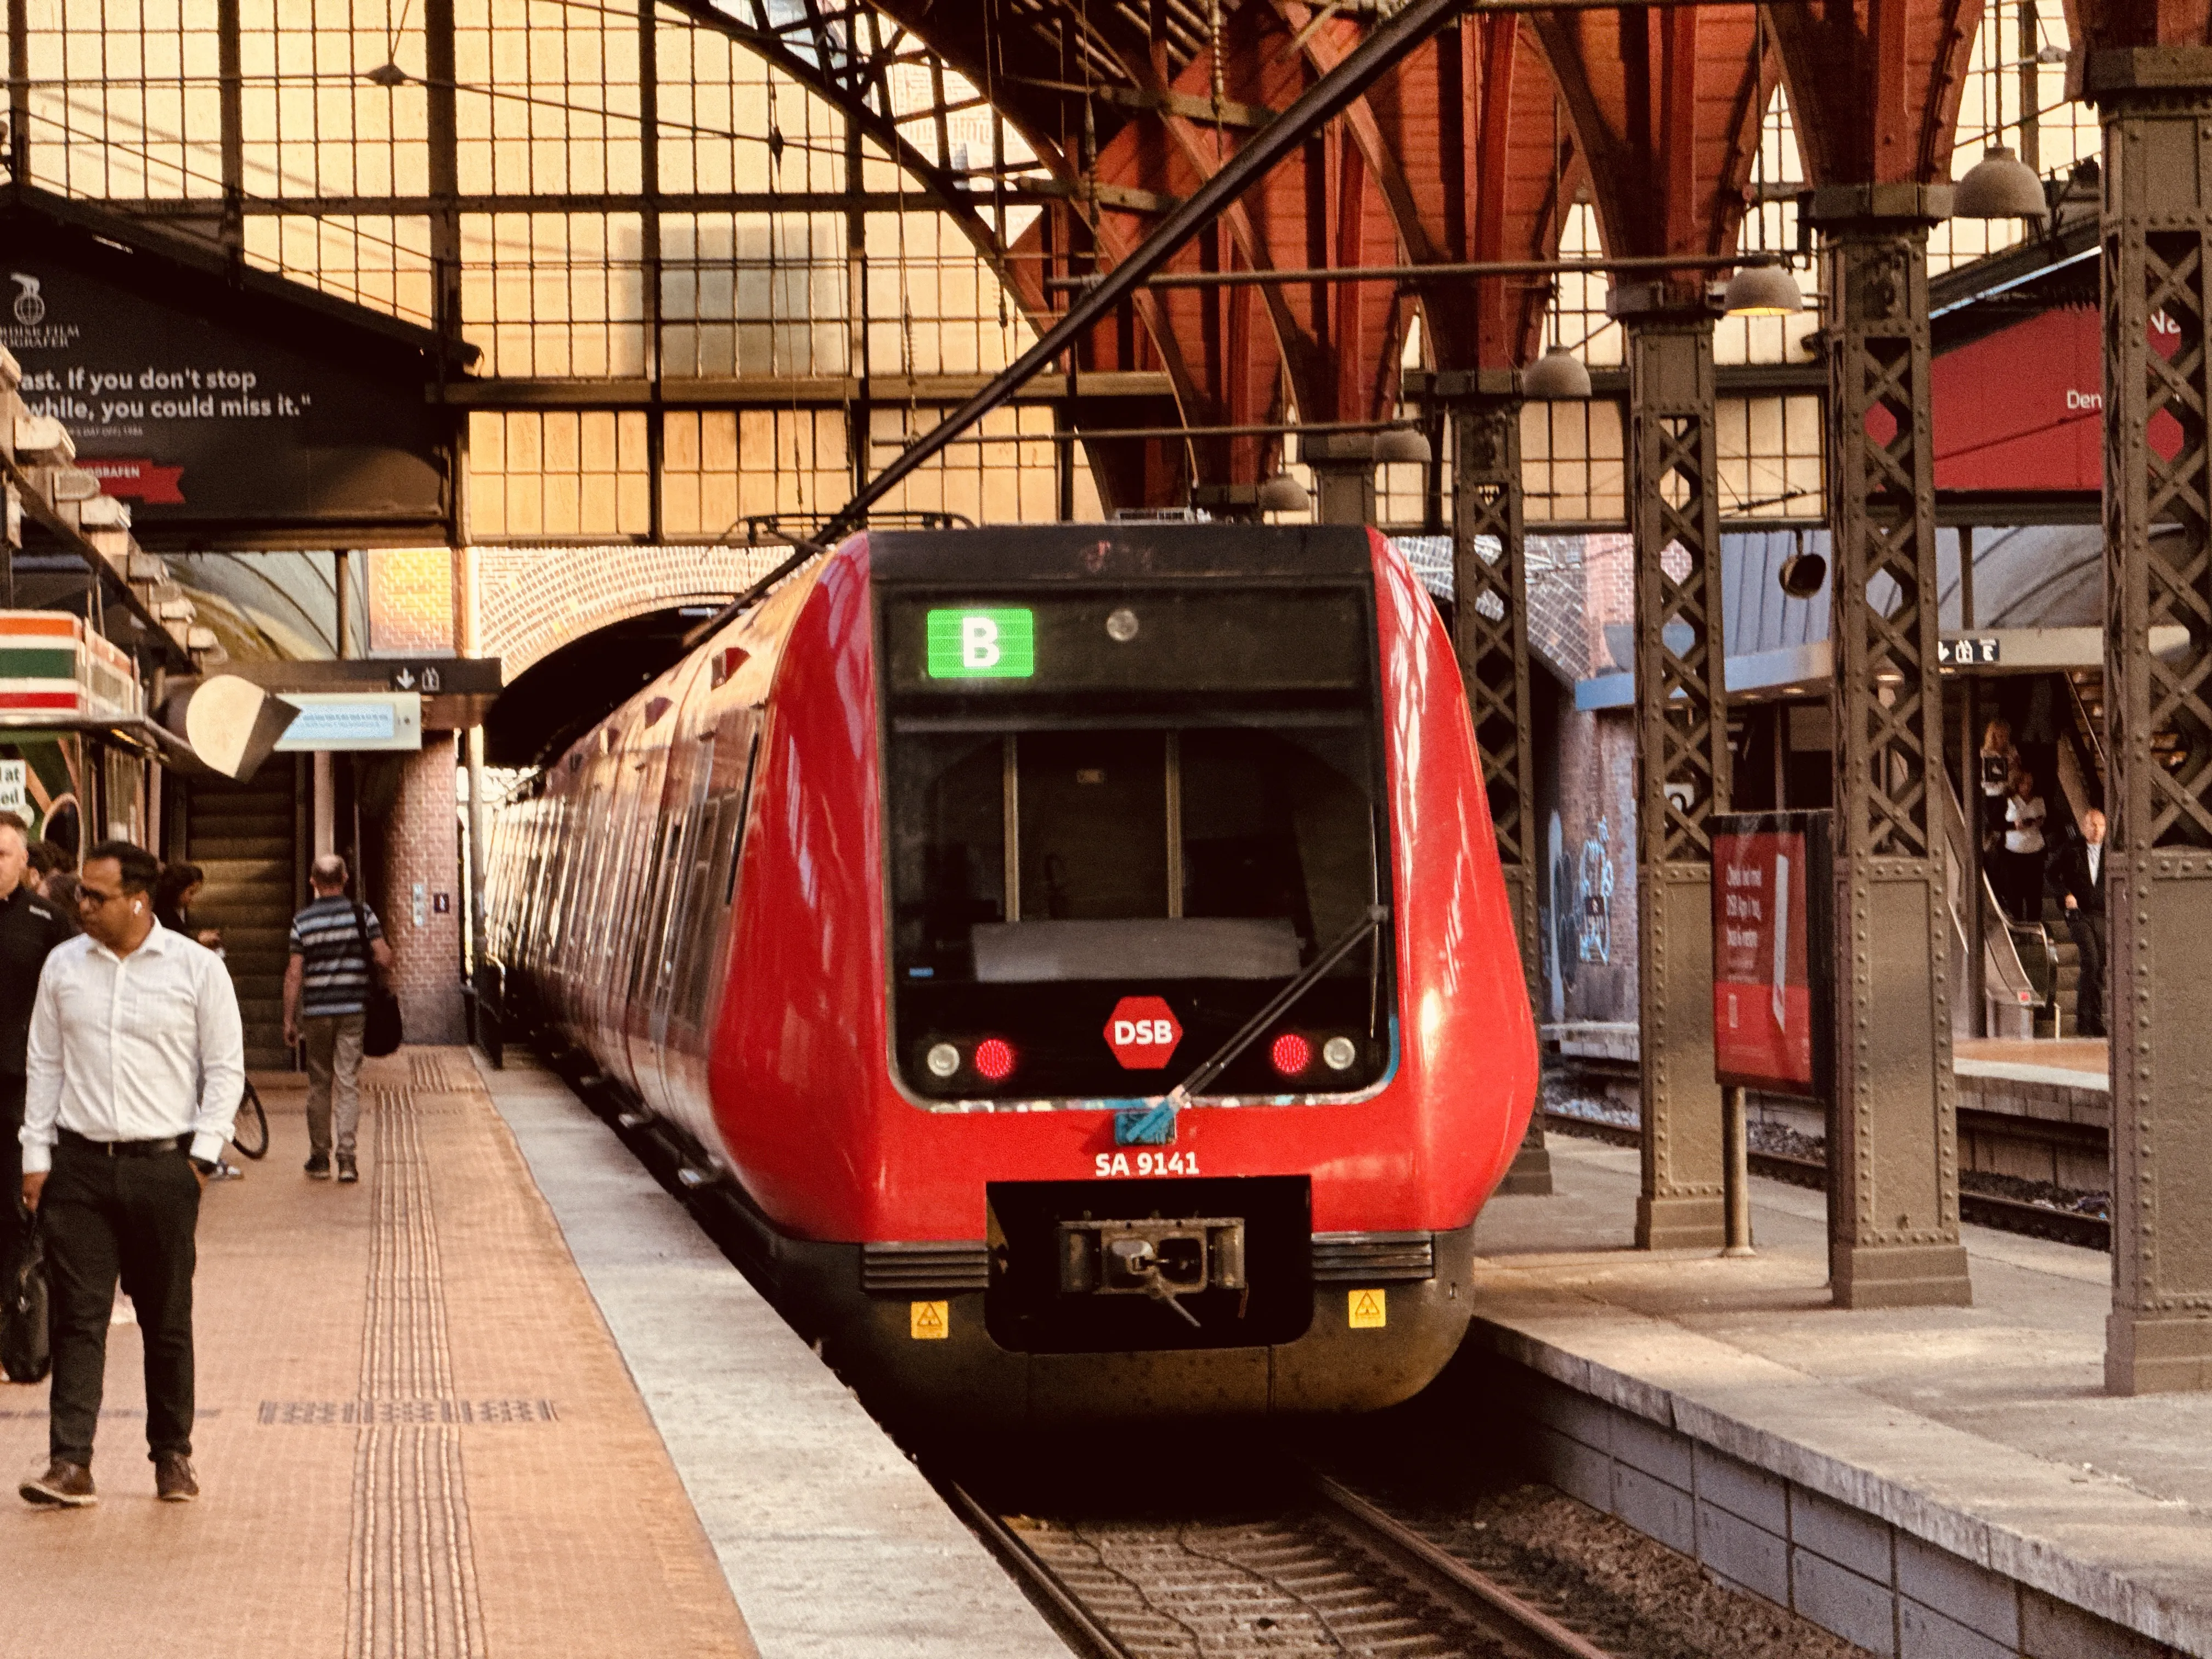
left=670, top=794, right=734, bottom=1028
left=628, top=808, right=685, bottom=1003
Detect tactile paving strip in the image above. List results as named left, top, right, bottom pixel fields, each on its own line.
left=0, top=1049, right=757, bottom=1659
left=347, top=1083, right=487, bottom=1659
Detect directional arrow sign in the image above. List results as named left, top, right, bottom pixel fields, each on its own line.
left=1104, top=995, right=1182, bottom=1069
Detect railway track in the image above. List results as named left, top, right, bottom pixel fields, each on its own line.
left=1542, top=1110, right=2113, bottom=1251
left=946, top=1468, right=1618, bottom=1659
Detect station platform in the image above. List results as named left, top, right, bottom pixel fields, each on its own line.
left=1, top=1047, right=1060, bottom=1659
left=1468, top=1135, right=2209, bottom=1659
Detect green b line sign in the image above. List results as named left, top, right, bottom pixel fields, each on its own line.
left=926, top=608, right=1036, bottom=679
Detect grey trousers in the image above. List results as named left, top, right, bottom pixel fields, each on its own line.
left=303, top=1013, right=367, bottom=1156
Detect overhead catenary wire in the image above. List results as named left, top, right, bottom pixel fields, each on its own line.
left=679, top=0, right=1475, bottom=648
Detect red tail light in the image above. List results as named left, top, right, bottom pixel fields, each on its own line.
left=974, top=1037, right=1016, bottom=1082
left=1269, top=1032, right=1312, bottom=1076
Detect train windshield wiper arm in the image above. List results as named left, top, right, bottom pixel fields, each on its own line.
left=1165, top=905, right=1389, bottom=1107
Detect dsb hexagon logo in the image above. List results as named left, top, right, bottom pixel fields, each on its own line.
left=1104, top=996, right=1182, bottom=1069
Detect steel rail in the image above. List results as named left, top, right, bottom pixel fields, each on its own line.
left=939, top=1481, right=1137, bottom=1659
left=944, top=1464, right=1623, bottom=1659
left=1540, top=1109, right=2114, bottom=1251
left=1306, top=1472, right=1620, bottom=1659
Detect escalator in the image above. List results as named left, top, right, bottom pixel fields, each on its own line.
left=1937, top=769, right=2044, bottom=1037
left=1946, top=668, right=2108, bottom=1038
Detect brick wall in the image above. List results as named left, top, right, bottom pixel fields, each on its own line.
left=366, top=548, right=457, bottom=656
left=1526, top=534, right=1589, bottom=682
left=375, top=740, right=466, bottom=1043
left=1538, top=530, right=1639, bottom=1023
left=1551, top=706, right=1638, bottom=1020
left=1581, top=532, right=1633, bottom=672
left=476, top=543, right=787, bottom=676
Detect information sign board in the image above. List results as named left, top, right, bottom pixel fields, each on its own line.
left=272, top=692, right=423, bottom=752
left=926, top=608, right=1036, bottom=679
left=1711, top=811, right=1834, bottom=1099
left=1, top=198, right=453, bottom=546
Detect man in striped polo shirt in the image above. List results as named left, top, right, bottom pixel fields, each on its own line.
left=281, top=855, right=393, bottom=1184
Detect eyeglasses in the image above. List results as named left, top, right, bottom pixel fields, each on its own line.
left=75, top=886, right=124, bottom=908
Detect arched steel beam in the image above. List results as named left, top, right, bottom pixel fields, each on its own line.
left=1531, top=5, right=1765, bottom=266
left=662, top=1, right=1047, bottom=286
left=1766, top=0, right=1983, bottom=187
left=1275, top=5, right=1572, bottom=379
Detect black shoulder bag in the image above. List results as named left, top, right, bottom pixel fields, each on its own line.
left=2, top=1209, right=51, bottom=1384
left=353, top=901, right=404, bottom=1058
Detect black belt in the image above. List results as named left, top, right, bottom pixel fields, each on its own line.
left=57, top=1128, right=190, bottom=1158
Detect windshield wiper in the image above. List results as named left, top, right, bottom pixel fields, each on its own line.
left=1164, top=905, right=1389, bottom=1108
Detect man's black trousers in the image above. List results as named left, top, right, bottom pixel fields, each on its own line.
left=2067, top=910, right=2109, bottom=1040
left=42, top=1136, right=200, bottom=1465
left=0, top=1074, right=22, bottom=1308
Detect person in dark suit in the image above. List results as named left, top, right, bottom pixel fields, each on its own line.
left=2052, top=807, right=2108, bottom=1039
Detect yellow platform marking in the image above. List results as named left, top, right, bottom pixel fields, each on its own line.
left=1348, top=1289, right=1386, bottom=1329
left=910, top=1300, right=950, bottom=1340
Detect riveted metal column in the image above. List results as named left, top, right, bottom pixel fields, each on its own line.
left=1617, top=290, right=1729, bottom=1250
left=1444, top=370, right=1549, bottom=1195
left=1813, top=188, right=1972, bottom=1309
left=2086, top=51, right=2212, bottom=1392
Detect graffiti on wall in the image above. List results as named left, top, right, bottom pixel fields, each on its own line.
left=1577, top=818, right=1615, bottom=964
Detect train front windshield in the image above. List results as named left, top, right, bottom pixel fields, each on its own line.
left=879, top=585, right=1392, bottom=1103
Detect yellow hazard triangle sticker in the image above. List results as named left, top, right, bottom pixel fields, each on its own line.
left=910, top=1300, right=949, bottom=1340
left=1348, top=1289, right=1386, bottom=1329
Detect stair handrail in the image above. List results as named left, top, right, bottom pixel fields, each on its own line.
left=1936, top=758, right=2045, bottom=1011
left=2063, top=672, right=2106, bottom=803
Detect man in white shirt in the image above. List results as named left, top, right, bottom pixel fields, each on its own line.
left=18, top=840, right=244, bottom=1508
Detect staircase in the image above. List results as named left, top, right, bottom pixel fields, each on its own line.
left=183, top=760, right=304, bottom=1070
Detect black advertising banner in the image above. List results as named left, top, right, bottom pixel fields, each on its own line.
left=1711, top=810, right=1835, bottom=1100
left=1, top=195, right=456, bottom=548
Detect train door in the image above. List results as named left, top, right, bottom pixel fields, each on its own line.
left=654, top=717, right=760, bottom=1150
left=593, top=743, right=667, bottom=1086
left=560, top=771, right=615, bottom=1027
left=642, top=736, right=715, bottom=1114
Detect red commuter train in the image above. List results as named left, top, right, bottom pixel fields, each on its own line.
left=486, top=523, right=1536, bottom=1420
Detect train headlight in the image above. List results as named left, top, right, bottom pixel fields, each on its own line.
left=1322, top=1036, right=1357, bottom=1072
left=926, top=1042, right=961, bottom=1079
left=1269, top=1032, right=1312, bottom=1076
left=1105, top=607, right=1140, bottom=643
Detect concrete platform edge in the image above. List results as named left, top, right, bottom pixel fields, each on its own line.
left=469, top=1050, right=1066, bottom=1659
left=1469, top=1304, right=2208, bottom=1659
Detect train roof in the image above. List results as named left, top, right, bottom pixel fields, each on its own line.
left=864, top=523, right=1377, bottom=586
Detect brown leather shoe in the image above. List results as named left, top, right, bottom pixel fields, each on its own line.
left=20, top=1459, right=96, bottom=1508
left=155, top=1452, right=199, bottom=1502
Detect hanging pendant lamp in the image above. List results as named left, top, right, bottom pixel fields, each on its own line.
left=1955, top=146, right=2049, bottom=220
left=1723, top=263, right=1805, bottom=317
left=1373, top=427, right=1433, bottom=465
left=1522, top=346, right=1593, bottom=401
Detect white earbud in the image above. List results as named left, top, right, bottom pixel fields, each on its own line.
left=132, top=902, right=143, bottom=914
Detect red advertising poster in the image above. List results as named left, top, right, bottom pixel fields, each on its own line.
left=1711, top=812, right=1832, bottom=1098
left=1931, top=305, right=2182, bottom=493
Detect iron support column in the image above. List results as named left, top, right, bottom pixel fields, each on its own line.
left=2086, top=53, right=2212, bottom=1392
left=1443, top=373, right=1548, bottom=1194
left=1302, top=430, right=1379, bottom=526
left=1617, top=291, right=1729, bottom=1250
left=1813, top=191, right=1972, bottom=1308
